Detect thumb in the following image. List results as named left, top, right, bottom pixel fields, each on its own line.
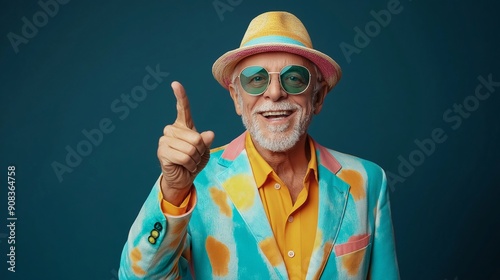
left=200, top=131, right=215, bottom=149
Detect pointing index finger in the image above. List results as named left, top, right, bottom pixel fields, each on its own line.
left=171, top=81, right=195, bottom=129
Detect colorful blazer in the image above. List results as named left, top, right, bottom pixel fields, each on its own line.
left=119, top=132, right=400, bottom=279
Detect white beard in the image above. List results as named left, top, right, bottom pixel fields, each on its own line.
left=238, top=94, right=313, bottom=152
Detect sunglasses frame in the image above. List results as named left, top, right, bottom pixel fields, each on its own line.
left=236, top=64, right=312, bottom=96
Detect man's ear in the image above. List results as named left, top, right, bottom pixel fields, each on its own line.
left=229, top=84, right=242, bottom=116
left=313, top=82, right=329, bottom=115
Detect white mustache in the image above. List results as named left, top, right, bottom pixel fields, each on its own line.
left=253, top=101, right=299, bottom=114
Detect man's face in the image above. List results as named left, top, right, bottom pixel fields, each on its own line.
left=229, top=52, right=327, bottom=152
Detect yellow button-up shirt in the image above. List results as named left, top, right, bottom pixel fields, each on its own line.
left=245, top=133, right=319, bottom=279
left=161, top=133, right=319, bottom=279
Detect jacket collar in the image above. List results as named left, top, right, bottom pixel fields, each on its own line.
left=220, top=132, right=343, bottom=175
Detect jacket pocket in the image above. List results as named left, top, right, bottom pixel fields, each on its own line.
left=334, top=234, right=371, bottom=257
left=333, top=234, right=372, bottom=278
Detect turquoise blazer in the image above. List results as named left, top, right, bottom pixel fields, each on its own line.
left=119, top=133, right=400, bottom=279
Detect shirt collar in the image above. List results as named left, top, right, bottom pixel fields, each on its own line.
left=245, top=132, right=318, bottom=189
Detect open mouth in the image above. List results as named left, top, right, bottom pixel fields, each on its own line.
left=260, top=110, right=294, bottom=119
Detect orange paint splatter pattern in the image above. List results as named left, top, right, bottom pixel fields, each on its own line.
left=209, top=187, right=232, bottom=217
left=341, top=248, right=365, bottom=276
left=338, top=169, right=366, bottom=200
left=206, top=236, right=230, bottom=276
left=129, top=247, right=146, bottom=276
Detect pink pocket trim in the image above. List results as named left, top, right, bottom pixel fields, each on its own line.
left=334, top=234, right=371, bottom=256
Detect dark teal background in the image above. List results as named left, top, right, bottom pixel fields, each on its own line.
left=1, top=0, right=499, bottom=279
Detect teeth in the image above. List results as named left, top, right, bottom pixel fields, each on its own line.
left=262, top=111, right=291, bottom=117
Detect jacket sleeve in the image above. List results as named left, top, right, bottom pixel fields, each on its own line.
left=368, top=171, right=400, bottom=280
left=119, top=177, right=195, bottom=279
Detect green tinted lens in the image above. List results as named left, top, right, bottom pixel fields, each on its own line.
left=280, top=65, right=310, bottom=94
left=239, top=66, right=269, bottom=95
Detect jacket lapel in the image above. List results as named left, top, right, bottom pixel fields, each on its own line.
left=307, top=143, right=350, bottom=280
left=216, top=133, right=288, bottom=279
left=214, top=134, right=350, bottom=279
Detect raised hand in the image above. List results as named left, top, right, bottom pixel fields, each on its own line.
left=157, top=81, right=215, bottom=205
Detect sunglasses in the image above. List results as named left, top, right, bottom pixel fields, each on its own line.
left=237, top=65, right=311, bottom=95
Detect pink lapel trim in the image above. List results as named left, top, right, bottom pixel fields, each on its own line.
left=314, top=140, right=342, bottom=174
left=221, top=132, right=247, bottom=161
left=221, top=134, right=343, bottom=174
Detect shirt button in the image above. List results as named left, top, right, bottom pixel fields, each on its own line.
left=287, top=250, right=295, bottom=258
left=288, top=216, right=294, bottom=223
left=274, top=183, right=281, bottom=190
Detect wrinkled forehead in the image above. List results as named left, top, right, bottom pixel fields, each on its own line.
left=233, top=52, right=315, bottom=75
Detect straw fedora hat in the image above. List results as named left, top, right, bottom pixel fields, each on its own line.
left=212, top=11, right=342, bottom=93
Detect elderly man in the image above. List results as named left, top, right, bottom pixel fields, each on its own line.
left=119, top=11, right=399, bottom=280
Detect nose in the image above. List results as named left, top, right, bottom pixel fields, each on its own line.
left=263, top=72, right=286, bottom=101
